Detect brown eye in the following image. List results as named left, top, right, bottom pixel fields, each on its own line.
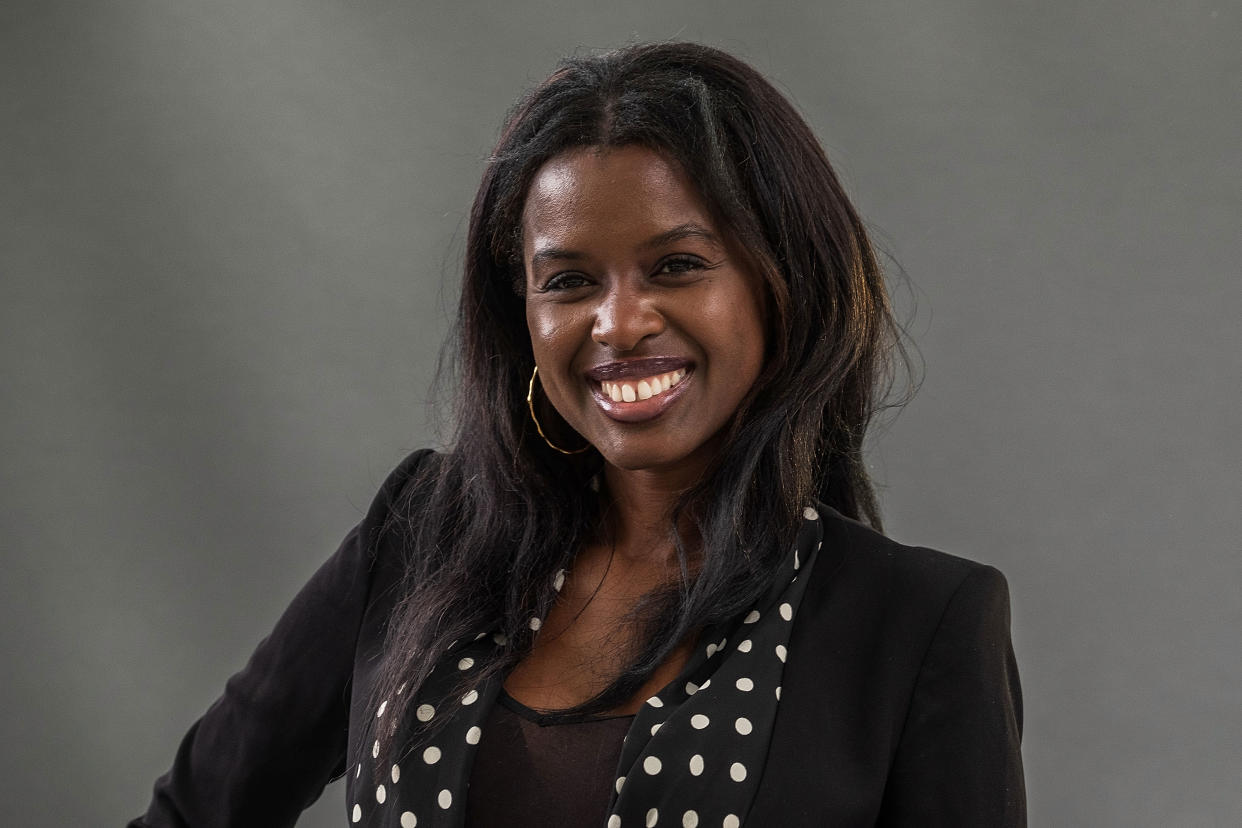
left=540, top=272, right=592, bottom=291
left=656, top=256, right=707, bottom=276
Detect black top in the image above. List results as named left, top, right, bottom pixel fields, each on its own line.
left=464, top=692, right=633, bottom=828
left=132, top=449, right=1025, bottom=826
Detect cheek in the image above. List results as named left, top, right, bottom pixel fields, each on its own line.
left=525, top=307, right=585, bottom=394
left=710, top=295, right=766, bottom=383
left=731, top=320, right=766, bottom=392
left=737, top=284, right=769, bottom=378
left=524, top=308, right=548, bottom=354
left=525, top=301, right=564, bottom=354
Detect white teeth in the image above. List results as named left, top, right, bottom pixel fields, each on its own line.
left=601, top=369, right=687, bottom=404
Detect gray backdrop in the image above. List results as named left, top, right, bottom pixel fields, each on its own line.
left=3, top=1, right=1239, bottom=825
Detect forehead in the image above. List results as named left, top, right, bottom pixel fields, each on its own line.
left=521, top=146, right=716, bottom=252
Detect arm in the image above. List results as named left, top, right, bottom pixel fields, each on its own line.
left=129, top=526, right=368, bottom=828
left=130, top=450, right=431, bottom=828
left=877, top=565, right=1026, bottom=827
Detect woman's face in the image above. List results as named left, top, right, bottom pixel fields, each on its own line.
left=522, top=144, right=766, bottom=477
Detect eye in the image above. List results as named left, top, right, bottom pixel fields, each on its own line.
left=538, top=271, right=592, bottom=292
left=655, top=255, right=709, bottom=276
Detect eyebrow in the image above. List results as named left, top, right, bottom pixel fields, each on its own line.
left=528, top=222, right=722, bottom=268
left=641, top=222, right=722, bottom=250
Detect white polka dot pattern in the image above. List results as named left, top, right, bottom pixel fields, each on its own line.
left=341, top=503, right=823, bottom=828
left=596, top=504, right=822, bottom=828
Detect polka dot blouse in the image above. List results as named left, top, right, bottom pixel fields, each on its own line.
left=345, top=506, right=825, bottom=827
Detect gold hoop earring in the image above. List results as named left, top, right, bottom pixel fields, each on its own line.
left=527, top=366, right=590, bottom=455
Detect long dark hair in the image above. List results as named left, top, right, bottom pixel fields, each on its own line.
left=369, top=41, right=904, bottom=759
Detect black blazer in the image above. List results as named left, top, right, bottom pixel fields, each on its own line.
left=748, top=503, right=1025, bottom=825
left=133, top=450, right=1025, bottom=827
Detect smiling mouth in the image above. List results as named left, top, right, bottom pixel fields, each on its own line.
left=598, top=369, right=688, bottom=403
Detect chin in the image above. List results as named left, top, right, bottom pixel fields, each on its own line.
left=591, top=438, right=677, bottom=471
left=592, top=429, right=723, bottom=480
left=604, top=453, right=680, bottom=474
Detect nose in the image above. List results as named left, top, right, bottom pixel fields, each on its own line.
left=591, top=280, right=665, bottom=351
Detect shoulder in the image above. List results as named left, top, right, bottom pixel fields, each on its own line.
left=779, top=504, right=1021, bottom=749
left=800, top=515, right=1027, bottom=824
left=338, top=448, right=445, bottom=602
left=793, top=505, right=1014, bottom=672
left=809, top=504, right=1010, bottom=618
left=760, top=506, right=1024, bottom=823
left=358, top=448, right=444, bottom=545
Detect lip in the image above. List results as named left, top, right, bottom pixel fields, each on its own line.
left=585, top=357, right=692, bottom=382
left=588, top=366, right=693, bottom=423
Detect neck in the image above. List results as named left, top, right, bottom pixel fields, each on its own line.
left=599, top=462, right=705, bottom=568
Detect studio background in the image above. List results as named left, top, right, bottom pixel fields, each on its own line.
left=2, top=1, right=1238, bottom=825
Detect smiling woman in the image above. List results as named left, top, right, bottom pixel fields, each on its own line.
left=523, top=145, right=766, bottom=475
left=132, top=43, right=1025, bottom=828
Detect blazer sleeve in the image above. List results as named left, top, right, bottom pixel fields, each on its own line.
left=876, top=564, right=1027, bottom=827
left=129, top=449, right=432, bottom=828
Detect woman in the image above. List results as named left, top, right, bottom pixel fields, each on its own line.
left=133, top=43, right=1024, bottom=827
